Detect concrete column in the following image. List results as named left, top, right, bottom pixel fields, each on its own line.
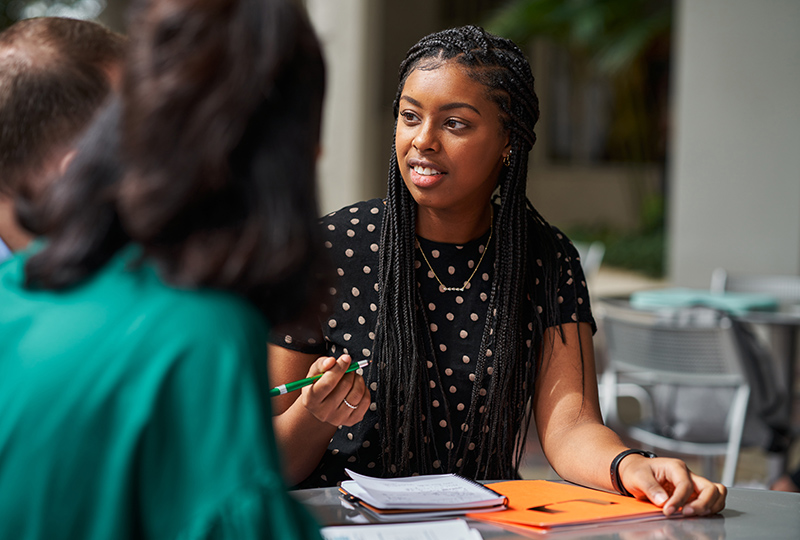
left=668, top=0, right=800, bottom=286
left=305, top=0, right=383, bottom=214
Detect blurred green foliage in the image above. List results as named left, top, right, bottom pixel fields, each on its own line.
left=566, top=193, right=666, bottom=278
left=572, top=226, right=665, bottom=278
left=486, top=0, right=671, bottom=76
left=487, top=0, right=671, bottom=276
left=488, top=0, right=672, bottom=164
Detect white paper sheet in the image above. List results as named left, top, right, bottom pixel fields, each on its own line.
left=320, top=518, right=482, bottom=540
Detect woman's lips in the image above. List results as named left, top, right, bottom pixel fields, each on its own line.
left=408, top=164, right=446, bottom=188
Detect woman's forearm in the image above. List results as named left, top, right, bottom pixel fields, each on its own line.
left=539, top=419, right=628, bottom=492
left=272, top=400, right=338, bottom=486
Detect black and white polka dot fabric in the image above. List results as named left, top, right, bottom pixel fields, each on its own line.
left=271, top=199, right=595, bottom=488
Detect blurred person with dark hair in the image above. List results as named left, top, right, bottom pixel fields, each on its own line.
left=0, top=16, right=125, bottom=259
left=0, top=0, right=326, bottom=538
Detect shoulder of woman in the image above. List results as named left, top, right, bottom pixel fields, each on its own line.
left=318, top=199, right=385, bottom=255
left=319, top=199, right=384, bottom=228
left=130, top=273, right=269, bottom=351
left=181, top=290, right=266, bottom=335
left=523, top=209, right=573, bottom=245
left=549, top=226, right=579, bottom=252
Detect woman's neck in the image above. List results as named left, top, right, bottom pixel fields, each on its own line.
left=415, top=204, right=493, bottom=243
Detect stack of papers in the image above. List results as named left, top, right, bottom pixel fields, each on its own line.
left=339, top=469, right=508, bottom=522
left=320, top=519, right=481, bottom=540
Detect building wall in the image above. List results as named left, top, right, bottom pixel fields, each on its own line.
left=668, top=0, right=800, bottom=286
left=305, top=0, right=385, bottom=214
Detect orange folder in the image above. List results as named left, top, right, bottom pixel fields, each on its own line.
left=468, top=480, right=666, bottom=532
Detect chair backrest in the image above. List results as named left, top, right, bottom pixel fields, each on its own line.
left=600, top=301, right=747, bottom=387
left=598, top=301, right=761, bottom=485
left=711, top=268, right=800, bottom=304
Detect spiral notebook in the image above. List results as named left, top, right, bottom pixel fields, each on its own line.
left=339, top=469, right=508, bottom=521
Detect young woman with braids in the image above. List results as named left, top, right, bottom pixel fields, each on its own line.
left=0, top=0, right=325, bottom=537
left=270, top=25, right=726, bottom=517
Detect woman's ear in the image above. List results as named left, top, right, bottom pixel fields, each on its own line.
left=502, top=132, right=511, bottom=154
left=501, top=135, right=513, bottom=167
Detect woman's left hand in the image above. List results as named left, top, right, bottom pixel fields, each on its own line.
left=618, top=455, right=727, bottom=516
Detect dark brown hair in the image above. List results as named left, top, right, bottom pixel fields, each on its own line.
left=0, top=17, right=125, bottom=196
left=24, top=0, right=328, bottom=325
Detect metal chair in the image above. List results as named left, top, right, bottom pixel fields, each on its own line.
left=598, top=300, right=751, bottom=486
left=709, top=268, right=800, bottom=476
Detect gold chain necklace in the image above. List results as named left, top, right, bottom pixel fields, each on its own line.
left=416, top=212, right=494, bottom=293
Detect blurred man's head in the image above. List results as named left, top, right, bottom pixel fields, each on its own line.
left=0, top=16, right=125, bottom=251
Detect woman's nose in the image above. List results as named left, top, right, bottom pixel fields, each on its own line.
left=412, top=121, right=439, bottom=153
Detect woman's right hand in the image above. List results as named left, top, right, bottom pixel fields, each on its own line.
left=269, top=347, right=371, bottom=484
left=299, top=354, right=370, bottom=426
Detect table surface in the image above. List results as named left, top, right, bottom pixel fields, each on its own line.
left=293, top=485, right=800, bottom=540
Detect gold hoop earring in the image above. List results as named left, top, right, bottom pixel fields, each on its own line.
left=503, top=151, right=511, bottom=167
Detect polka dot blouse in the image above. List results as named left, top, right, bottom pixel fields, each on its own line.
left=271, top=199, right=595, bottom=488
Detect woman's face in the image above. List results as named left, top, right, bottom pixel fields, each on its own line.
left=395, top=61, right=509, bottom=215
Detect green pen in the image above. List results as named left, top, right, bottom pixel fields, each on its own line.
left=269, top=359, right=370, bottom=397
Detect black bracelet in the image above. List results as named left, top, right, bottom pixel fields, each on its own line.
left=610, top=449, right=657, bottom=497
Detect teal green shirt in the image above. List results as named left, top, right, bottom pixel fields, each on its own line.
left=0, top=246, right=321, bottom=540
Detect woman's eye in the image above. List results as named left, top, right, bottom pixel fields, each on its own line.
left=445, top=119, right=466, bottom=129
left=401, top=111, right=418, bottom=123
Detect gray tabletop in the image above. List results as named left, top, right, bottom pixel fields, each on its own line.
left=292, top=485, right=800, bottom=539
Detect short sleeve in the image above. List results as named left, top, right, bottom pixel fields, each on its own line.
left=554, top=230, right=597, bottom=333
left=137, top=303, right=321, bottom=540
left=269, top=316, right=327, bottom=355
left=267, top=199, right=384, bottom=357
